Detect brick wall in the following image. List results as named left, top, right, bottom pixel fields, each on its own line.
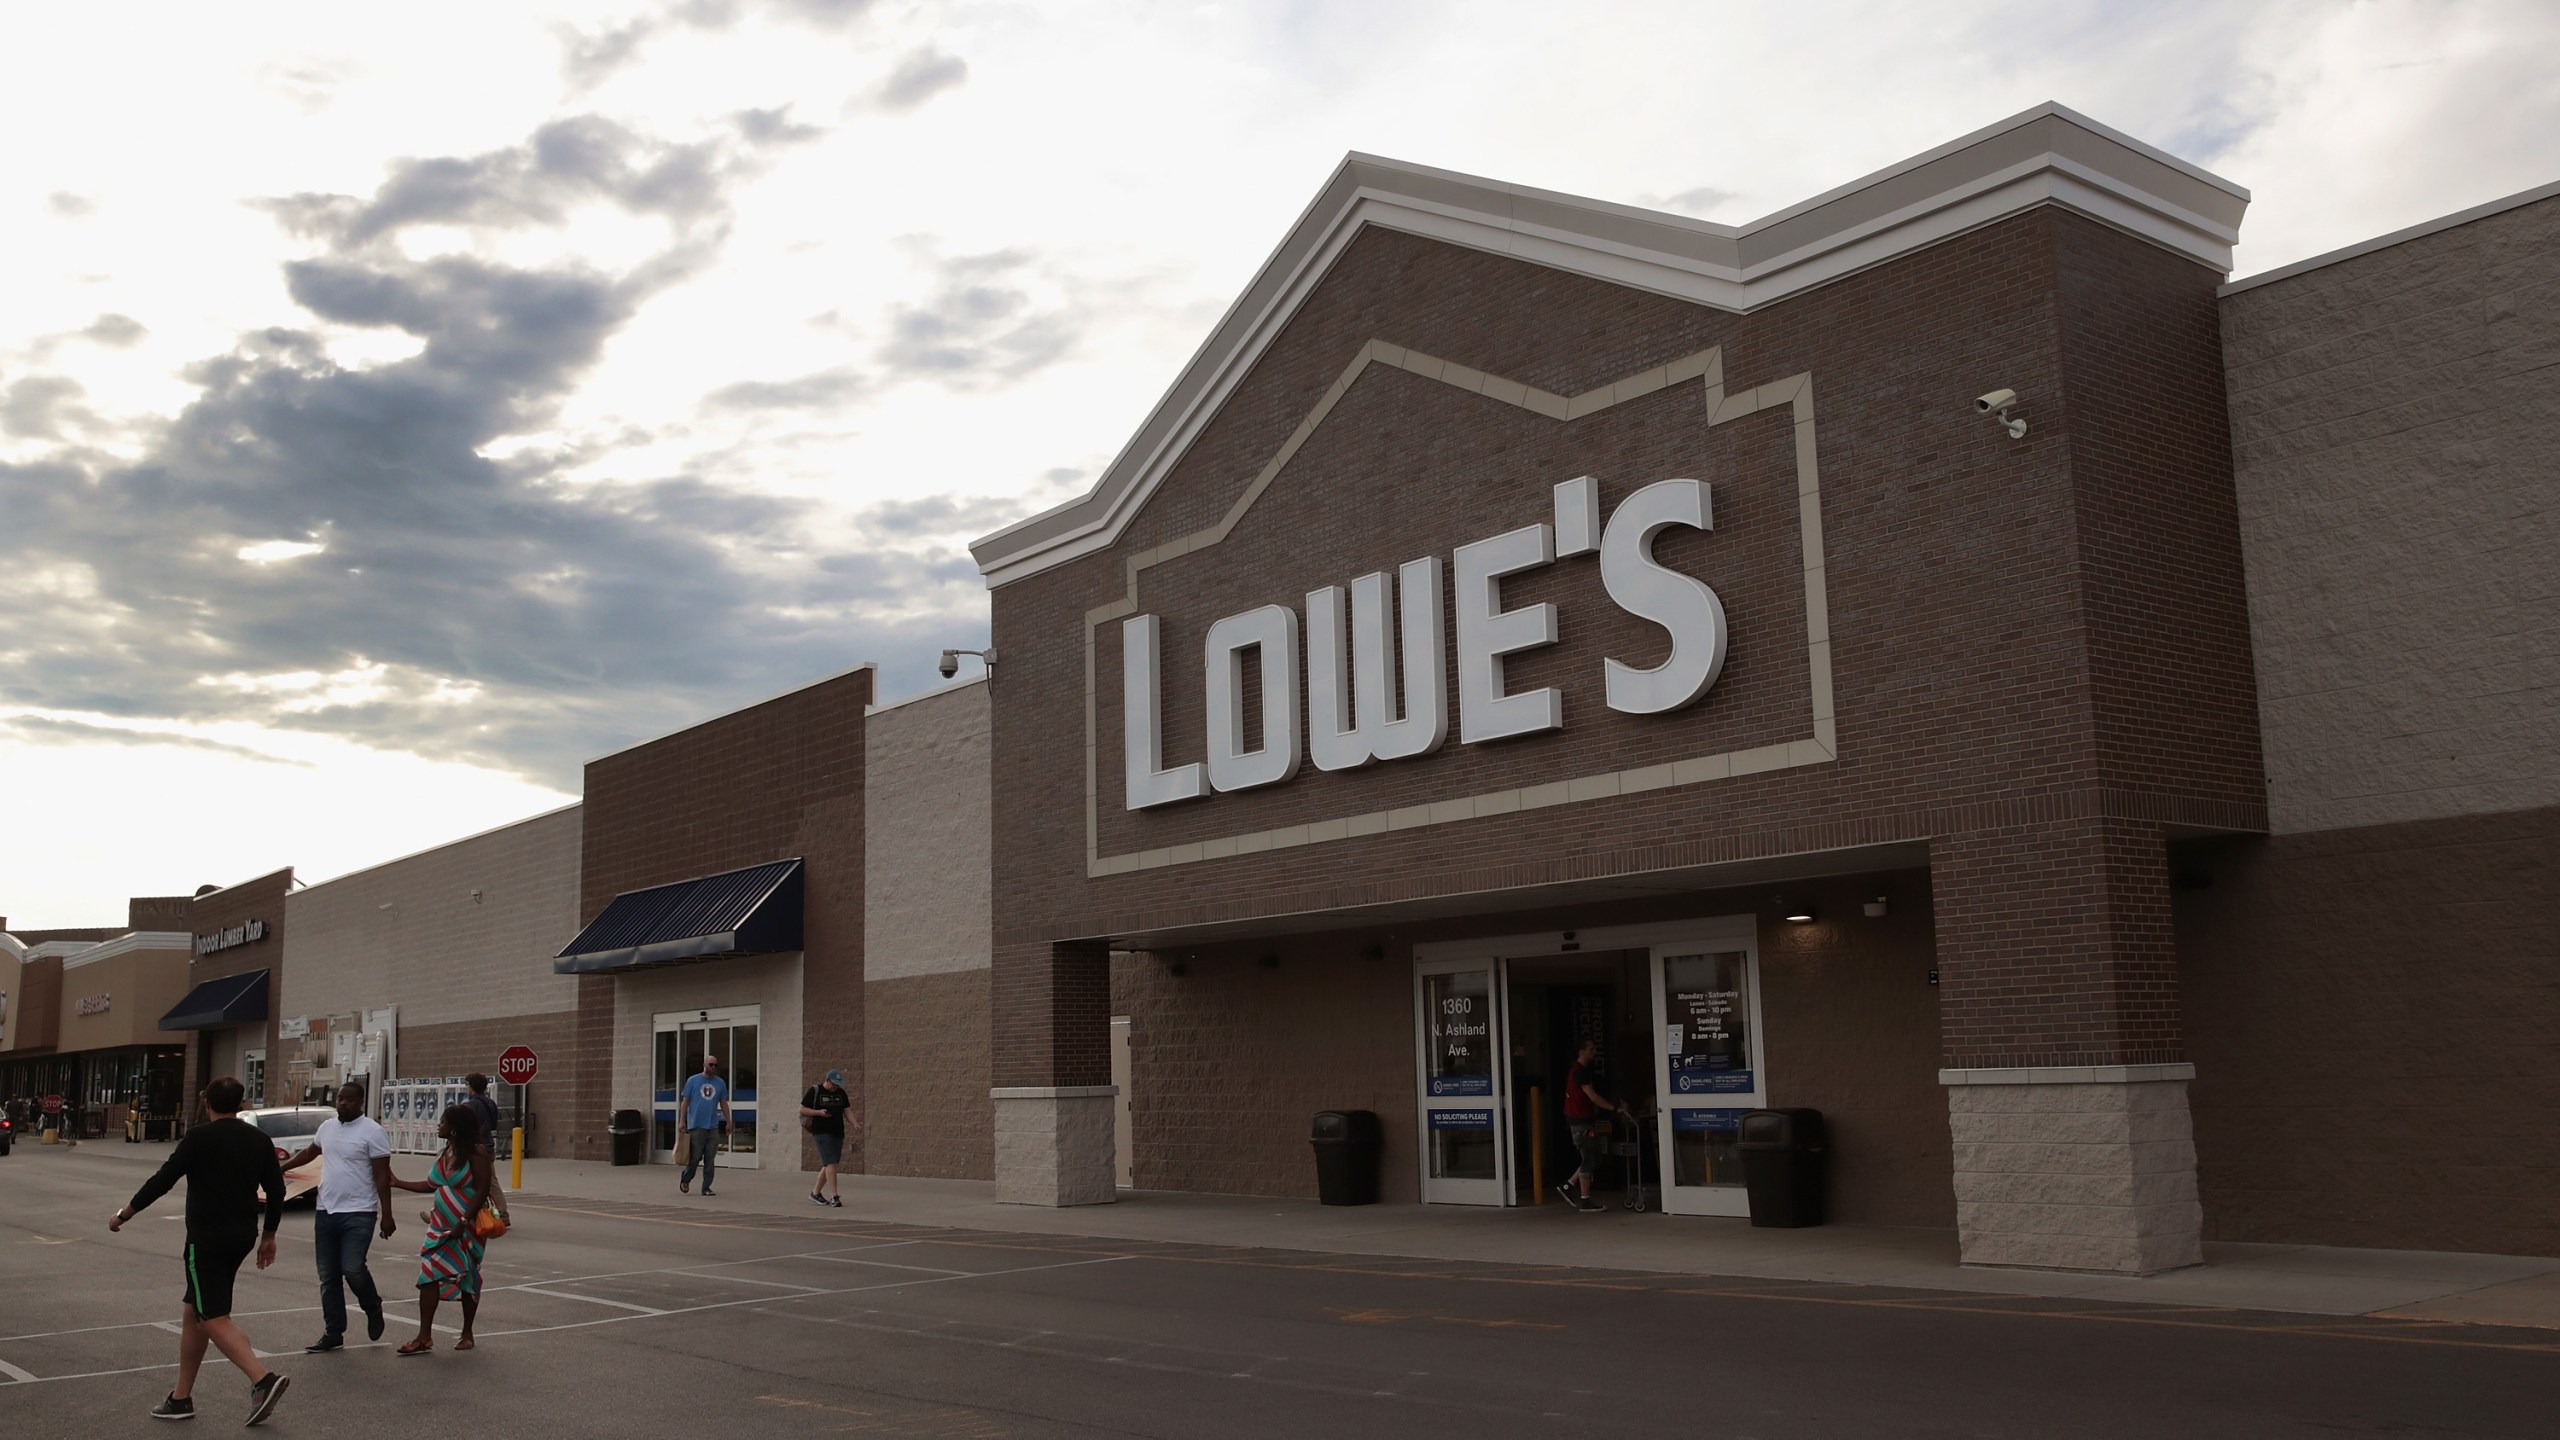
left=2177, top=806, right=2560, bottom=1256
left=183, top=869, right=292, bottom=1115
left=863, top=969, right=992, bottom=1179
left=395, top=1011, right=582, bottom=1158
left=565, top=668, right=869, bottom=1159
left=990, top=211, right=2263, bottom=1085
left=1110, top=867, right=1944, bottom=1215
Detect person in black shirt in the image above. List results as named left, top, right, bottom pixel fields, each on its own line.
left=110, top=1075, right=291, bottom=1425
left=798, top=1069, right=858, bottom=1207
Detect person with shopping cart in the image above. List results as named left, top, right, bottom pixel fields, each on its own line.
left=1554, top=1037, right=1630, bottom=1213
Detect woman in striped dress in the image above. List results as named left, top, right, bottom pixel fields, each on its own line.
left=388, top=1104, right=497, bottom=1354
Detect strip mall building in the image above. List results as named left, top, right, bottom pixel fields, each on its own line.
left=97, top=105, right=2552, bottom=1276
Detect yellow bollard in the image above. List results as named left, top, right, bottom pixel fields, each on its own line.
left=1530, top=1086, right=1544, bottom=1203
left=510, top=1127, right=524, bottom=1191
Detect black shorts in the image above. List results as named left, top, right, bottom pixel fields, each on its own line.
left=182, top=1233, right=256, bottom=1320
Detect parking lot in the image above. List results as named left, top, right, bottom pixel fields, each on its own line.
left=7, top=1141, right=2556, bottom=1438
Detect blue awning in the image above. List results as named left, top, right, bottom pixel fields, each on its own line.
left=159, top=969, right=270, bottom=1031
left=553, top=858, right=804, bottom=975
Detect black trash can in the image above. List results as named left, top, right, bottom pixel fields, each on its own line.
left=1737, top=1108, right=1827, bottom=1228
left=1310, top=1110, right=1384, bottom=1205
left=608, top=1108, right=647, bottom=1167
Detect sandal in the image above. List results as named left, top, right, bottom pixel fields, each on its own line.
left=396, top=1337, right=434, bottom=1357
left=453, top=1336, right=476, bottom=1351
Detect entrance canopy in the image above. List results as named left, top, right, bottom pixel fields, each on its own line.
left=554, top=858, right=804, bottom=976
left=1111, top=840, right=1930, bottom=950
left=159, top=969, right=269, bottom=1031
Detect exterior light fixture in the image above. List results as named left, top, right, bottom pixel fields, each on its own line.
left=1779, top=897, right=1816, bottom=923
left=1862, top=895, right=1888, bottom=918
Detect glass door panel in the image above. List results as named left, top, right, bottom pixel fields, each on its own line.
left=650, top=1007, right=763, bottom=1168
left=1415, top=958, right=1507, bottom=1205
left=1651, top=944, right=1764, bottom=1217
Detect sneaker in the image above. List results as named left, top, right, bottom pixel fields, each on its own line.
left=149, top=1393, right=194, bottom=1421
left=1578, top=1194, right=1605, bottom=1213
left=302, top=1335, right=341, bottom=1353
left=810, top=1190, right=830, bottom=1207
left=244, top=1373, right=289, bottom=1427
left=699, top=1187, right=715, bottom=1197
left=1552, top=1182, right=1580, bottom=1209
left=364, top=1306, right=385, bottom=1343
left=828, top=1195, right=843, bottom=1208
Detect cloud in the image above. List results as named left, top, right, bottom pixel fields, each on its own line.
left=878, top=247, right=1081, bottom=384
left=873, top=46, right=968, bottom=111
left=560, top=0, right=880, bottom=90
left=0, top=715, right=312, bottom=767
left=47, top=191, right=97, bottom=219
left=1641, top=186, right=1739, bottom=218
left=1, top=377, right=96, bottom=440
left=853, top=492, right=1032, bottom=541
left=82, top=314, right=148, bottom=347
left=702, top=366, right=866, bottom=412
left=0, top=110, right=986, bottom=786
left=265, top=113, right=802, bottom=251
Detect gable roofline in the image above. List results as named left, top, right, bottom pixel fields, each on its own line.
left=969, top=102, right=2248, bottom=588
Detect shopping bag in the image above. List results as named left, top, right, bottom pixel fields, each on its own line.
left=472, top=1206, right=509, bottom=1240
left=674, top=1128, right=691, bottom=1166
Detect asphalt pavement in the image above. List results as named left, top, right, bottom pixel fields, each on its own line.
left=5, top=1140, right=2554, bottom=1438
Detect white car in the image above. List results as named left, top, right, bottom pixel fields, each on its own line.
left=239, top=1105, right=338, bottom=1205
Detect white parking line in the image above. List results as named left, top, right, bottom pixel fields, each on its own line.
left=0, top=1248, right=1136, bottom=1387
left=0, top=1358, right=39, bottom=1384
left=516, top=1288, right=667, bottom=1315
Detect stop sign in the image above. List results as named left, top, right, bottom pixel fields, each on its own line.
left=496, top=1046, right=539, bottom=1085
left=42, top=1093, right=63, bottom=1114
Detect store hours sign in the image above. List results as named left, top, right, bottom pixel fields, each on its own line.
left=1123, top=476, right=1729, bottom=810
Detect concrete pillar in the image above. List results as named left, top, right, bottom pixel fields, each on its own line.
left=1931, top=816, right=2202, bottom=1273
left=989, top=938, right=1116, bottom=1206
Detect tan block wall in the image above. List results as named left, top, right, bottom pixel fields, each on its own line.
left=286, top=806, right=583, bottom=1029
left=865, top=681, right=991, bottom=983
left=2222, top=193, right=2560, bottom=834
left=56, top=943, right=191, bottom=1053
left=862, top=969, right=992, bottom=1180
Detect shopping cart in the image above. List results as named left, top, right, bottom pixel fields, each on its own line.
left=1608, top=1107, right=1657, bottom=1212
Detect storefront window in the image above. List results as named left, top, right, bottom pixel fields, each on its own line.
left=1425, top=970, right=1495, bottom=1180
left=1662, top=951, right=1752, bottom=1095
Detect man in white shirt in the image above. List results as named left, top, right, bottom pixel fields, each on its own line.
left=282, top=1081, right=396, bottom=1352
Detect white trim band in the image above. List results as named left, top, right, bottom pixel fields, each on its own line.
left=1938, top=1063, right=2196, bottom=1086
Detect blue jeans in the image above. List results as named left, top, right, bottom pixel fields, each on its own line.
left=313, top=1209, right=383, bottom=1339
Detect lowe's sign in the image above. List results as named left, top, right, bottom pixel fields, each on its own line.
left=1124, top=476, right=1727, bottom=811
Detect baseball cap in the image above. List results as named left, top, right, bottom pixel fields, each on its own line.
left=824, top=1069, right=844, bottom=1084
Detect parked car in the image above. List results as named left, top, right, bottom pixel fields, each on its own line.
left=1, top=1113, right=13, bottom=1155
left=240, top=1105, right=337, bottom=1204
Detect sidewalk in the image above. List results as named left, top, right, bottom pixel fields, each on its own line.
left=474, top=1150, right=2560, bottom=1328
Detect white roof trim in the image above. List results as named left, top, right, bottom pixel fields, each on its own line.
left=971, top=102, right=2246, bottom=587
left=64, top=932, right=192, bottom=969
left=2221, top=176, right=2560, bottom=296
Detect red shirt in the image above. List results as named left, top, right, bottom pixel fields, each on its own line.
left=1563, top=1061, right=1598, bottom=1119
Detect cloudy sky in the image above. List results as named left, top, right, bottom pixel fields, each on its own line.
left=4, top=0, right=2555, bottom=927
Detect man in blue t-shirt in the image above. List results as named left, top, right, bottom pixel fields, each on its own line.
left=677, top=1055, right=731, bottom=1197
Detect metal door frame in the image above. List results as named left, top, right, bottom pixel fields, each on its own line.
left=651, top=1005, right=762, bottom=1170
left=1410, top=953, right=1512, bottom=1206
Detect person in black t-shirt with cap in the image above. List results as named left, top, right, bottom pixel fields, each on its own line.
left=111, top=1075, right=292, bottom=1425
left=798, top=1069, right=859, bottom=1207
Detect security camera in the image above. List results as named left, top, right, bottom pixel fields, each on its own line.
left=937, top=650, right=960, bottom=679
left=1975, top=388, right=2026, bottom=439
